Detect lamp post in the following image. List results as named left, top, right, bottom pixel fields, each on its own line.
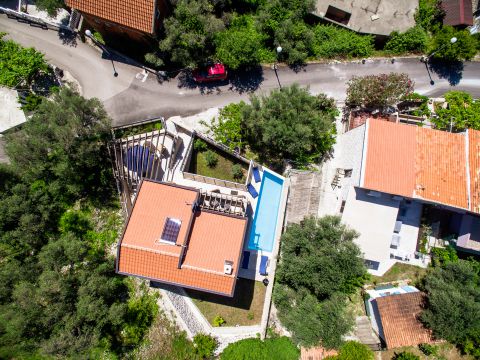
left=421, top=37, right=457, bottom=63
left=85, top=29, right=118, bottom=77
left=274, top=46, right=282, bottom=88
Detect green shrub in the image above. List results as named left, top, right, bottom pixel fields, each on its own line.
left=392, top=351, right=421, bottom=360
left=231, top=164, right=243, bottom=181
left=92, top=31, right=105, bottom=45
left=431, top=26, right=477, bottom=61
left=414, top=0, right=444, bottom=33
left=204, top=150, right=218, bottom=168
left=384, top=26, right=428, bottom=54
left=19, top=92, right=43, bottom=112
left=247, top=312, right=254, bottom=320
left=213, top=315, right=225, bottom=327
left=194, top=139, right=208, bottom=152
left=220, top=337, right=299, bottom=360
left=312, top=25, right=374, bottom=59
left=144, top=53, right=164, bottom=68
left=430, top=245, right=458, bottom=267
left=418, top=343, right=437, bottom=356
left=193, top=333, right=218, bottom=359
left=58, top=209, right=92, bottom=236
left=337, top=341, right=374, bottom=360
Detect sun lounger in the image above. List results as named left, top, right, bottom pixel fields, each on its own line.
left=247, top=183, right=258, bottom=198
left=259, top=255, right=269, bottom=276
left=252, top=167, right=261, bottom=183
left=241, top=251, right=250, bottom=269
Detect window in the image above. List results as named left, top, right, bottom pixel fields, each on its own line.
left=158, top=218, right=181, bottom=244
left=364, top=259, right=380, bottom=270
left=324, top=5, right=351, bottom=25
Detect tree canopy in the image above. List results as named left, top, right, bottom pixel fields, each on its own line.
left=215, top=15, right=270, bottom=69
left=220, top=336, right=299, bottom=360
left=0, top=88, right=159, bottom=357
left=0, top=32, right=48, bottom=87
left=242, top=84, right=338, bottom=166
left=421, top=260, right=480, bottom=358
left=345, top=73, right=414, bottom=109
left=159, top=0, right=225, bottom=68
left=433, top=90, right=480, bottom=131
left=431, top=26, right=477, bottom=62
left=273, top=216, right=368, bottom=348
left=329, top=341, right=375, bottom=360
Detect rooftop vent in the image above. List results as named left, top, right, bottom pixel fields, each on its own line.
left=158, top=217, right=181, bottom=244
left=224, top=260, right=233, bottom=275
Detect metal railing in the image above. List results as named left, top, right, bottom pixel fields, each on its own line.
left=182, top=172, right=247, bottom=191
left=0, top=6, right=72, bottom=31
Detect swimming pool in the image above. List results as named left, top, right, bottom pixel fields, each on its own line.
left=247, top=170, right=284, bottom=252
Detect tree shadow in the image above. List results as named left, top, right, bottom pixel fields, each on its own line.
left=428, top=59, right=464, bottom=86
left=228, top=66, right=264, bottom=94
left=176, top=70, right=227, bottom=95
left=57, top=29, right=77, bottom=47
left=288, top=62, right=307, bottom=73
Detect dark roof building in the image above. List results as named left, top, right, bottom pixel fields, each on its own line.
left=442, top=0, right=474, bottom=27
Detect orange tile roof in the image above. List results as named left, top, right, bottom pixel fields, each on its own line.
left=117, top=180, right=247, bottom=296
left=469, top=130, right=480, bottom=213
left=363, top=119, right=477, bottom=212
left=415, top=126, right=468, bottom=209
left=183, top=211, right=247, bottom=275
left=66, top=0, right=155, bottom=33
left=363, top=119, right=417, bottom=198
left=376, top=292, right=434, bottom=349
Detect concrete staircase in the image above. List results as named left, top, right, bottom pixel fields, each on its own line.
left=354, top=316, right=382, bottom=351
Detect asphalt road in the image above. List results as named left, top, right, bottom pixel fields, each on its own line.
left=2, top=14, right=480, bottom=126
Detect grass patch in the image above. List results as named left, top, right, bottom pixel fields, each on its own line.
left=185, top=278, right=266, bottom=326
left=189, top=142, right=248, bottom=183
left=369, top=263, right=429, bottom=286
left=347, top=288, right=366, bottom=317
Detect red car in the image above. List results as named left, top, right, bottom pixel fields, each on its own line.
left=192, top=63, right=228, bottom=83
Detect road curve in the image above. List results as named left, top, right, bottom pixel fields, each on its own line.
left=2, top=14, right=480, bottom=126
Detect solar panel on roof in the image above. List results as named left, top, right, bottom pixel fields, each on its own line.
left=159, top=218, right=181, bottom=244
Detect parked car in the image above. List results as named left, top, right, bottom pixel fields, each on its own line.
left=192, top=63, right=228, bottom=83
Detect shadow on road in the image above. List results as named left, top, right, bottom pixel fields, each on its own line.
left=428, top=59, right=464, bottom=86
left=57, top=29, right=77, bottom=47
left=228, top=65, right=264, bottom=93
left=176, top=65, right=264, bottom=95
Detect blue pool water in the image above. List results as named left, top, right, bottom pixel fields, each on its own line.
left=247, top=170, right=284, bottom=252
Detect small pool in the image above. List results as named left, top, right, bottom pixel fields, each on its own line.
left=247, top=170, right=284, bottom=252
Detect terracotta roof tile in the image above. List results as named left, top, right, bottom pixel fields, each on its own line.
left=363, top=120, right=475, bottom=212
left=363, top=120, right=417, bottom=198
left=415, top=127, right=468, bottom=209
left=118, top=247, right=236, bottom=295
left=117, top=180, right=247, bottom=296
left=66, top=0, right=155, bottom=33
left=469, top=130, right=480, bottom=213
left=376, top=292, right=434, bottom=349
left=183, top=211, right=247, bottom=275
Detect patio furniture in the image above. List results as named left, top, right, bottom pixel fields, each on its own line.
left=247, top=183, right=258, bottom=198
left=394, top=220, right=402, bottom=233
left=259, top=255, right=269, bottom=276
left=241, top=251, right=250, bottom=269
left=252, top=167, right=261, bottom=183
